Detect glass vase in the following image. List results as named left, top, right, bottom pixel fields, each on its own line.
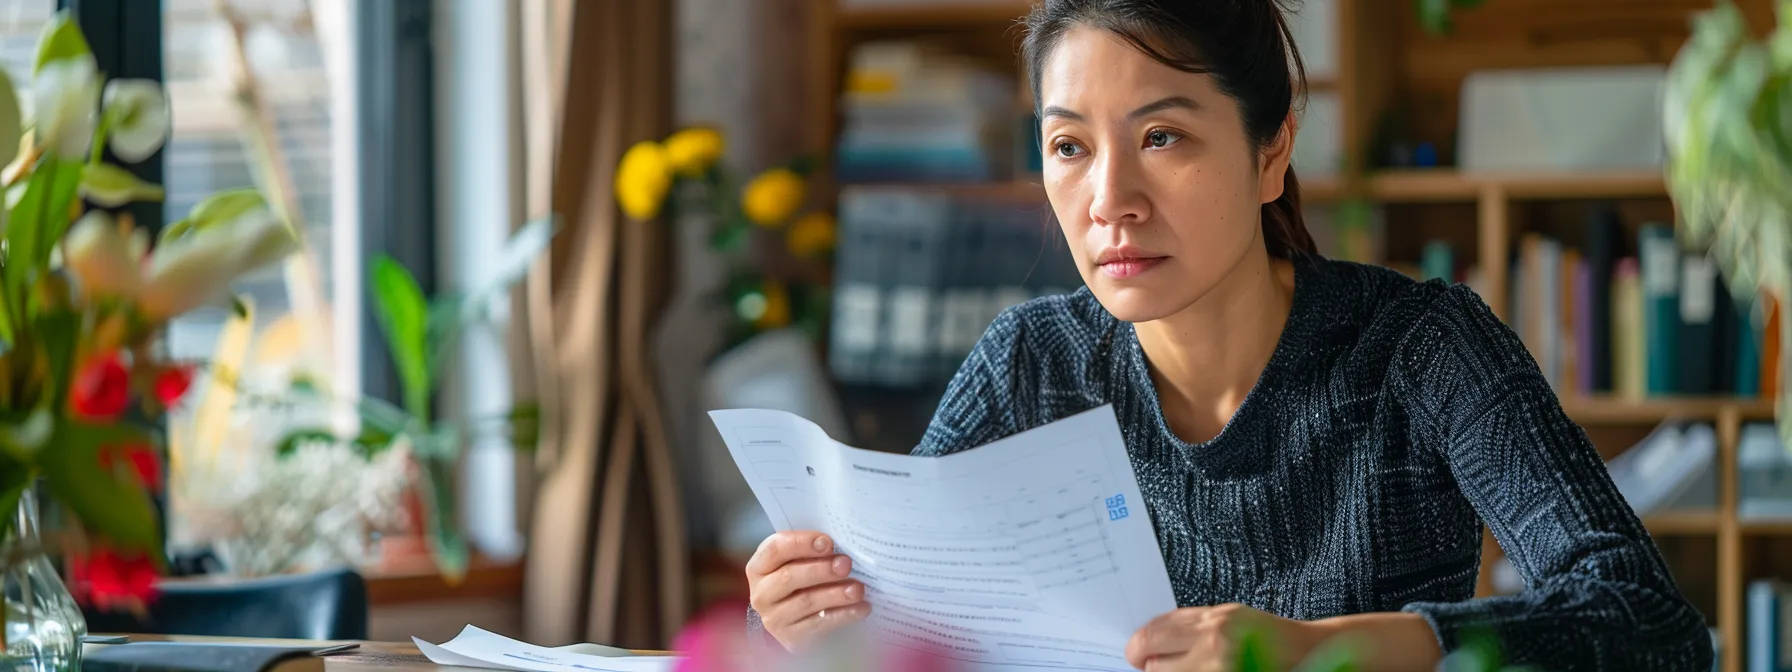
left=1, top=490, right=85, bottom=672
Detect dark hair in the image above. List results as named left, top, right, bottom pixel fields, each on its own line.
left=1023, top=0, right=1317, bottom=259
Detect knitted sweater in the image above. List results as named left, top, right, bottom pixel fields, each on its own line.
left=748, top=256, right=1712, bottom=670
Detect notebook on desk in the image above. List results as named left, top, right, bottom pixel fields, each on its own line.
left=81, top=641, right=352, bottom=672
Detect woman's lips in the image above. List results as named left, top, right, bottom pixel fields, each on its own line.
left=1097, top=256, right=1167, bottom=279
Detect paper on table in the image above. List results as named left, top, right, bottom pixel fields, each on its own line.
left=413, top=625, right=680, bottom=672
left=711, top=404, right=1177, bottom=672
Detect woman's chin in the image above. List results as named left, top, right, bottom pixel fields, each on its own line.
left=1090, top=284, right=1185, bottom=323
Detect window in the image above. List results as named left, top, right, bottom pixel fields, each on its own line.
left=0, top=2, right=53, bottom=113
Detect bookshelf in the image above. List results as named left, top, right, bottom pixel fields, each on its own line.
left=806, top=2, right=1781, bottom=669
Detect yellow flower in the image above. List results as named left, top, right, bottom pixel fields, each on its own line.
left=741, top=168, right=805, bottom=227
left=786, top=212, right=837, bottom=258
left=663, top=127, right=724, bottom=176
left=615, top=141, right=673, bottom=221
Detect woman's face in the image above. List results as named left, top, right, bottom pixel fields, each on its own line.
left=1038, top=26, right=1292, bottom=323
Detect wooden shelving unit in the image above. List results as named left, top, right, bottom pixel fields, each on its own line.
left=809, top=2, right=1779, bottom=669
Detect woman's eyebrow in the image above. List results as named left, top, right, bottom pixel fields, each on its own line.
left=1128, top=95, right=1200, bottom=120
left=1040, top=96, right=1200, bottom=124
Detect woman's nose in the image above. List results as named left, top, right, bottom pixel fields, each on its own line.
left=1088, top=153, right=1150, bottom=226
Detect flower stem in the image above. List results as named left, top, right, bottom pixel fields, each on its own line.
left=88, top=110, right=111, bottom=167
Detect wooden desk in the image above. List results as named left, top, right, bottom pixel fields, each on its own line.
left=100, top=634, right=669, bottom=670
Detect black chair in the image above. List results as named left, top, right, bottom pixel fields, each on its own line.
left=83, top=567, right=369, bottom=640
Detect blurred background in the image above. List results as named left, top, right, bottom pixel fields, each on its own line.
left=13, top=0, right=1792, bottom=671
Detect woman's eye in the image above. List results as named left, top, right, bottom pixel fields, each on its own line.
left=1054, top=141, right=1084, bottom=158
left=1145, top=130, right=1183, bottom=149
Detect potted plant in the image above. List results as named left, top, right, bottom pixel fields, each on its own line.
left=1662, top=0, right=1792, bottom=445
left=0, top=12, right=301, bottom=669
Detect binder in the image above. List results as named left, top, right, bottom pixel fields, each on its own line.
left=875, top=192, right=953, bottom=388
left=1639, top=224, right=1680, bottom=395
left=1584, top=205, right=1623, bottom=392
left=1678, top=255, right=1720, bottom=394
left=831, top=188, right=895, bottom=384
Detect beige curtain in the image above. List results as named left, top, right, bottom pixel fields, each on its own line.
left=517, top=0, right=691, bottom=650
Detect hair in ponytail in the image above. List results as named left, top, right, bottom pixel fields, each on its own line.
left=1023, top=0, right=1318, bottom=259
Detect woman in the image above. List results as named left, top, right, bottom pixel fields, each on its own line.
left=744, top=0, right=1713, bottom=669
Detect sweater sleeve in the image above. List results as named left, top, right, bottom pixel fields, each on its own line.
left=1393, top=283, right=1713, bottom=670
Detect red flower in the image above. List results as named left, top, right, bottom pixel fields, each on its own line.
left=70, top=353, right=130, bottom=420
left=66, top=546, right=159, bottom=612
left=99, top=443, right=162, bottom=494
left=152, top=366, right=194, bottom=407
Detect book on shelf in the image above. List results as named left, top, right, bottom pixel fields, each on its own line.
left=836, top=41, right=1028, bottom=183
left=828, top=185, right=1081, bottom=390
left=1749, top=580, right=1792, bottom=672
left=1498, top=216, right=1776, bottom=400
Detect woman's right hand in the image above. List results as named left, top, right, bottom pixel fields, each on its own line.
left=746, top=530, right=870, bottom=651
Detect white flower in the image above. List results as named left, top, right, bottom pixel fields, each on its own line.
left=64, top=210, right=147, bottom=298
left=31, top=54, right=98, bottom=160
left=101, top=79, right=169, bottom=163
left=139, top=206, right=298, bottom=321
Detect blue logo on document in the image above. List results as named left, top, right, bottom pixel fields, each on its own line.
left=1106, top=494, right=1129, bottom=521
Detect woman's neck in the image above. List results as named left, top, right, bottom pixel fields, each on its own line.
left=1133, top=248, right=1296, bottom=444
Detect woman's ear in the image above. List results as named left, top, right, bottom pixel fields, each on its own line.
left=1257, top=113, right=1298, bottom=205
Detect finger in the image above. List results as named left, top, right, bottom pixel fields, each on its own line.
left=781, top=600, right=873, bottom=649
left=1141, top=650, right=1207, bottom=672
left=772, top=579, right=865, bottom=625
left=1125, top=614, right=1204, bottom=669
left=758, top=555, right=852, bottom=606
left=747, top=531, right=834, bottom=579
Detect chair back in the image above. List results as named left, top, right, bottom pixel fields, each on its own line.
left=84, top=567, right=369, bottom=640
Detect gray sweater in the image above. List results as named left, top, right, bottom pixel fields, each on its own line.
left=750, top=256, right=1711, bottom=670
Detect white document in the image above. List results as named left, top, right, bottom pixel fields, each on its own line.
left=413, top=625, right=680, bottom=672
left=711, top=404, right=1177, bottom=671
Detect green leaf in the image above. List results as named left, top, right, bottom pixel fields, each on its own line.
left=36, top=419, right=160, bottom=550
left=161, top=217, right=192, bottom=243
left=273, top=428, right=338, bottom=458
left=37, top=310, right=77, bottom=407
left=502, top=402, right=540, bottom=451
left=79, top=162, right=165, bottom=208
left=1233, top=624, right=1274, bottom=672
left=162, top=189, right=265, bottom=244
left=0, top=459, right=29, bottom=541
left=425, top=216, right=558, bottom=370
left=370, top=255, right=432, bottom=421
left=0, top=68, right=22, bottom=168
left=230, top=294, right=251, bottom=319
left=35, top=158, right=82, bottom=265
left=32, top=12, right=92, bottom=74
left=1416, top=0, right=1453, bottom=35
left=6, top=160, right=54, bottom=314
left=416, top=454, right=468, bottom=583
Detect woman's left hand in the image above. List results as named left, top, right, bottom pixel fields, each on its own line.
left=1124, top=603, right=1317, bottom=672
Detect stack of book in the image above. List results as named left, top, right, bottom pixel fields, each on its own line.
left=1499, top=209, right=1775, bottom=398
left=836, top=41, right=1028, bottom=183
left=828, top=186, right=1080, bottom=389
